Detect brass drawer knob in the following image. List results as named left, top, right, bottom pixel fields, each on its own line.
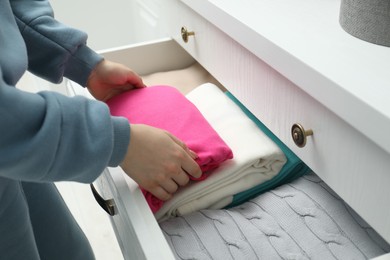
left=181, top=26, right=195, bottom=43
left=291, top=123, right=313, bottom=148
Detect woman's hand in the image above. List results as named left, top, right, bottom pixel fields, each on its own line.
left=120, top=124, right=202, bottom=201
left=87, top=59, right=146, bottom=101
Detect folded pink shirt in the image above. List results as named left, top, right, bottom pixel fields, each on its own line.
left=106, top=86, right=233, bottom=212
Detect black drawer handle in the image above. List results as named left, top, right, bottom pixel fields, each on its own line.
left=90, top=184, right=117, bottom=216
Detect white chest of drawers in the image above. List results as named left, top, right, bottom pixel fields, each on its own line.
left=68, top=0, right=390, bottom=259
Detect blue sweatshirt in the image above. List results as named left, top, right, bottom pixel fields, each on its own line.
left=0, top=0, right=130, bottom=183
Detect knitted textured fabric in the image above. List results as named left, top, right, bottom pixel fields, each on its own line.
left=160, top=172, right=390, bottom=259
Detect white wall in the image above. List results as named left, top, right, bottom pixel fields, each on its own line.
left=19, top=0, right=147, bottom=93
left=49, top=0, right=138, bottom=51
left=49, top=0, right=169, bottom=50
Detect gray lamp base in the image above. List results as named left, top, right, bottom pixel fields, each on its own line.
left=339, top=0, right=390, bottom=47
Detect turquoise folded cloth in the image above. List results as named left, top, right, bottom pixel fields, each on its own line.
left=225, top=92, right=312, bottom=208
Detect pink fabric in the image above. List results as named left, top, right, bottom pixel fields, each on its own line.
left=106, top=86, right=233, bottom=212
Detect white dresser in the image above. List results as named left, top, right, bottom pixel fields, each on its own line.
left=68, top=0, right=390, bottom=259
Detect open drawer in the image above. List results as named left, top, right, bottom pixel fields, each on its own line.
left=67, top=37, right=390, bottom=260
left=66, top=38, right=222, bottom=260
left=163, top=0, right=390, bottom=247
left=66, top=0, right=390, bottom=257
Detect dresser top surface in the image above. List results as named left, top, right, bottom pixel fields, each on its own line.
left=182, top=0, right=390, bottom=154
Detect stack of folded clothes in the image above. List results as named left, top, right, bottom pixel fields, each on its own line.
left=155, top=83, right=289, bottom=221
left=106, top=85, right=234, bottom=213
left=185, top=83, right=311, bottom=212
left=107, top=82, right=312, bottom=220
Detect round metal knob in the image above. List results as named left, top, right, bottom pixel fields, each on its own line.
left=291, top=123, right=313, bottom=148
left=181, top=26, right=195, bottom=43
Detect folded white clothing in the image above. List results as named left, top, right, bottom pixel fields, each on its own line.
left=155, top=83, right=287, bottom=221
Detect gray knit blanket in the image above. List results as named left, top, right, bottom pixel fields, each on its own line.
left=160, top=172, right=390, bottom=259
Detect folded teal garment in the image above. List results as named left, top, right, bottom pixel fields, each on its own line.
left=225, top=92, right=312, bottom=208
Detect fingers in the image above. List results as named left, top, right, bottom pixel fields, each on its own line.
left=166, top=132, right=199, bottom=160
left=181, top=156, right=202, bottom=179
left=159, top=168, right=190, bottom=195
left=166, top=132, right=202, bottom=179
left=126, top=75, right=146, bottom=89
left=150, top=170, right=190, bottom=201
left=171, top=169, right=190, bottom=186
left=101, top=88, right=128, bottom=102
left=146, top=151, right=193, bottom=200
left=188, top=149, right=198, bottom=160
left=152, top=187, right=172, bottom=201
left=119, top=66, right=146, bottom=88
left=121, top=125, right=202, bottom=202
left=167, top=132, right=191, bottom=152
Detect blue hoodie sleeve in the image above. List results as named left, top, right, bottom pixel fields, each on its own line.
left=10, top=0, right=101, bottom=87
left=0, top=69, right=130, bottom=183
left=0, top=0, right=131, bottom=183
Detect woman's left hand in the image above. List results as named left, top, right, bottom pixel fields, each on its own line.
left=87, top=59, right=146, bottom=101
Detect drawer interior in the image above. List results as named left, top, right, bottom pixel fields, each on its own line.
left=98, top=38, right=193, bottom=76
left=67, top=37, right=390, bottom=259
left=66, top=38, right=229, bottom=260
left=68, top=38, right=223, bottom=97
left=97, top=37, right=224, bottom=95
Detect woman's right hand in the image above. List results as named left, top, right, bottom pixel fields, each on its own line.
left=120, top=124, right=202, bottom=201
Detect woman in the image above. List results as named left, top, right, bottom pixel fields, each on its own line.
left=0, top=0, right=201, bottom=259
